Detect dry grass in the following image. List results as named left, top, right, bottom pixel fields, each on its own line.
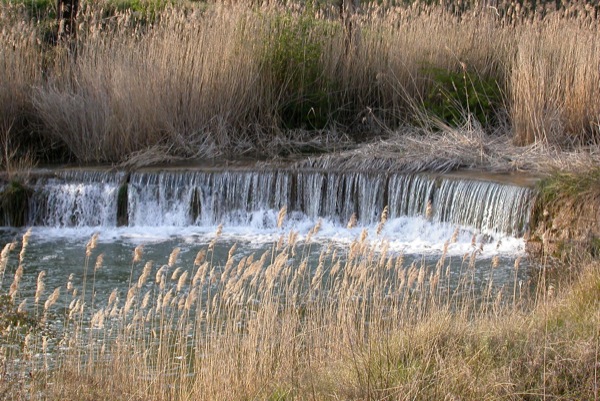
left=510, top=16, right=600, bottom=146
left=0, top=6, right=44, bottom=171
left=33, top=4, right=277, bottom=162
left=1, top=1, right=599, bottom=166
left=294, top=123, right=600, bottom=174
left=0, top=225, right=598, bottom=400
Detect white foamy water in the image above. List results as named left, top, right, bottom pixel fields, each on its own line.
left=2, top=168, right=534, bottom=258
left=25, top=212, right=525, bottom=258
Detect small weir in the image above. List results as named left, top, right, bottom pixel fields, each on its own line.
left=28, top=170, right=126, bottom=227
left=0, top=168, right=539, bottom=369
left=10, top=169, right=535, bottom=238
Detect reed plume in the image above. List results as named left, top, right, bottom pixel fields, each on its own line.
left=277, top=206, right=287, bottom=229
left=86, top=233, right=99, bottom=258
left=168, top=248, right=180, bottom=268
left=35, top=270, right=46, bottom=304
left=44, top=287, right=60, bottom=311
left=137, top=261, right=153, bottom=288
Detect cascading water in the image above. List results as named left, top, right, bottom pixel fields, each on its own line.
left=1, top=168, right=537, bottom=341
left=27, top=170, right=126, bottom=228
left=126, top=170, right=533, bottom=236
left=432, top=178, right=532, bottom=236
left=4, top=168, right=536, bottom=252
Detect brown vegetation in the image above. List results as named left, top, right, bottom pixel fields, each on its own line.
left=0, top=224, right=598, bottom=400
left=529, top=168, right=600, bottom=261
left=0, top=7, right=43, bottom=170
left=0, top=0, right=599, bottom=167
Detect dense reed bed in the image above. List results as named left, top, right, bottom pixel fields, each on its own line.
left=0, top=0, right=599, bottom=166
left=0, top=222, right=598, bottom=400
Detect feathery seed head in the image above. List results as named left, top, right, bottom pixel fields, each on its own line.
left=86, top=233, right=99, bottom=258
left=277, top=206, right=287, bottom=228
left=168, top=247, right=181, bottom=267
left=156, top=264, right=167, bottom=283
left=35, top=270, right=46, bottom=304
left=133, top=244, right=144, bottom=263
left=492, top=255, right=500, bottom=269
left=94, top=253, right=104, bottom=271
left=67, top=273, right=74, bottom=292
left=347, top=213, right=357, bottom=229
left=137, top=261, right=153, bottom=288
left=194, top=249, right=206, bottom=266
left=171, top=266, right=183, bottom=281
left=451, top=228, right=459, bottom=243
left=177, top=270, right=189, bottom=292
left=20, top=228, right=32, bottom=261
left=18, top=299, right=26, bottom=313
left=44, top=287, right=60, bottom=310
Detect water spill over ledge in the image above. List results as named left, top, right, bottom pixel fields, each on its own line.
left=0, top=166, right=536, bottom=257
left=0, top=166, right=538, bottom=336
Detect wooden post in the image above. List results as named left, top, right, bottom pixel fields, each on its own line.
left=56, top=0, right=79, bottom=43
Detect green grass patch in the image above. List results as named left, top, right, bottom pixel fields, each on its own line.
left=264, top=10, right=335, bottom=130
left=421, top=66, right=503, bottom=128
left=537, top=168, right=600, bottom=205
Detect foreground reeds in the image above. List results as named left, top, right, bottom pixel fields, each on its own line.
left=1, top=0, right=599, bottom=166
left=0, top=225, right=597, bottom=400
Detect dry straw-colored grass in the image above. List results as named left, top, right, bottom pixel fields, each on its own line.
left=510, top=15, right=600, bottom=146
left=1, top=0, right=599, bottom=166
left=294, top=123, right=600, bottom=174
left=0, top=225, right=598, bottom=400
left=34, top=4, right=276, bottom=162
left=0, top=5, right=44, bottom=171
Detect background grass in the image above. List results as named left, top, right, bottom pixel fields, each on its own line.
left=0, top=0, right=599, bottom=167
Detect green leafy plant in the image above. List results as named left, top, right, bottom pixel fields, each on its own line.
left=265, top=10, right=332, bottom=130
left=421, top=66, right=502, bottom=128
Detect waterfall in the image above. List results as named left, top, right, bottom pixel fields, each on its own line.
left=27, top=170, right=125, bottom=228
left=432, top=178, right=532, bottom=236
left=127, top=171, right=291, bottom=227
left=10, top=169, right=535, bottom=237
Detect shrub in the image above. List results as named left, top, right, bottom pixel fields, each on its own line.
left=421, top=65, right=503, bottom=128
left=264, top=10, right=333, bottom=129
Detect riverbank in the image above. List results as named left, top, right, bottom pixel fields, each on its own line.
left=1, top=0, right=600, bottom=171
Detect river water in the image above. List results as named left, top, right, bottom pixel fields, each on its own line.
left=0, top=168, right=536, bottom=326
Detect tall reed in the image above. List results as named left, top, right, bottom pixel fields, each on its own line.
left=0, top=5, right=44, bottom=169
left=0, top=0, right=595, bottom=165
left=1, top=227, right=597, bottom=400
left=510, top=15, right=600, bottom=145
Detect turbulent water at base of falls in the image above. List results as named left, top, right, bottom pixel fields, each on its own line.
left=28, top=171, right=126, bottom=227
left=5, top=169, right=535, bottom=256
